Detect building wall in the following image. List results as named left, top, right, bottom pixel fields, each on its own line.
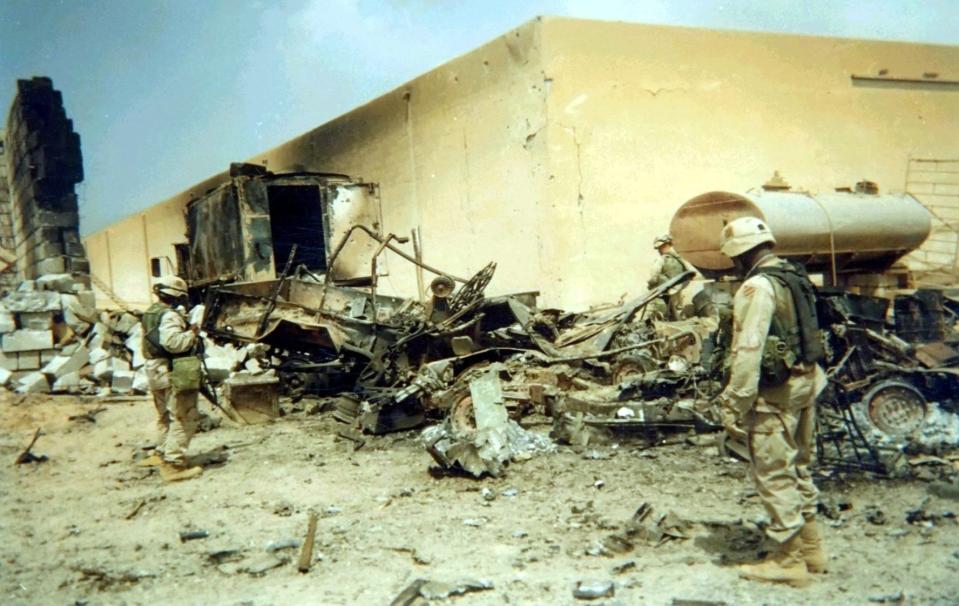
left=537, top=18, right=959, bottom=308
left=84, top=17, right=959, bottom=310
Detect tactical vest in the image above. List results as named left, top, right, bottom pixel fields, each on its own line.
left=141, top=303, right=193, bottom=360
left=661, top=253, right=687, bottom=280
left=750, top=260, right=825, bottom=386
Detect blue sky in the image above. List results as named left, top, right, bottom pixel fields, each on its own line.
left=1, top=0, right=956, bottom=235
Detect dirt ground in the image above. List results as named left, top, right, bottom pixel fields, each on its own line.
left=2, top=393, right=958, bottom=606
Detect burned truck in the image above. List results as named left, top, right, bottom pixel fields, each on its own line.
left=178, top=162, right=385, bottom=287
left=174, top=163, right=552, bottom=432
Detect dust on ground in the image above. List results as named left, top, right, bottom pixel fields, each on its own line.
left=1, top=393, right=958, bottom=606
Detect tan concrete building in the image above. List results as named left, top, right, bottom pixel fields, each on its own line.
left=85, top=16, right=959, bottom=310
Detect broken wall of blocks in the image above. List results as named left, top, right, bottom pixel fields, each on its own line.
left=0, top=131, right=18, bottom=291
left=4, top=77, right=89, bottom=280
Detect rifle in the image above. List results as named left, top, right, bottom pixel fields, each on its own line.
left=194, top=335, right=242, bottom=423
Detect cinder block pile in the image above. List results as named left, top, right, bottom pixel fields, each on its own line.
left=0, top=274, right=148, bottom=395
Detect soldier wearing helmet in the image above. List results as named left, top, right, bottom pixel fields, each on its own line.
left=136, top=275, right=205, bottom=482
left=646, top=234, right=690, bottom=320
left=716, top=216, right=827, bottom=587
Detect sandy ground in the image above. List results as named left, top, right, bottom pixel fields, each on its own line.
left=1, top=393, right=958, bottom=606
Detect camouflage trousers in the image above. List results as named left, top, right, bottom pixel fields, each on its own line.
left=746, top=403, right=819, bottom=543
left=150, top=389, right=171, bottom=455
left=151, top=387, right=200, bottom=465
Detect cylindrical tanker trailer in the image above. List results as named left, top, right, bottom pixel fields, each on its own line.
left=670, top=189, right=932, bottom=282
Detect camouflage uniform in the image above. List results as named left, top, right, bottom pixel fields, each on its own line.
left=143, top=305, right=200, bottom=466
left=647, top=251, right=688, bottom=320
left=720, top=254, right=826, bottom=543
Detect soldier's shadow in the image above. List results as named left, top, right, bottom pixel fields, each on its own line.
left=190, top=445, right=231, bottom=468
left=693, top=520, right=768, bottom=566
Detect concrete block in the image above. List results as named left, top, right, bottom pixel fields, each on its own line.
left=0, top=367, right=12, bottom=387
left=87, top=332, right=104, bottom=351
left=114, top=313, right=139, bottom=335
left=111, top=370, right=134, bottom=394
left=88, top=347, right=109, bottom=365
left=35, top=256, right=66, bottom=275
left=18, top=311, right=53, bottom=330
left=61, top=294, right=94, bottom=334
left=34, top=241, right=64, bottom=259
left=40, top=349, right=57, bottom=364
left=38, top=273, right=86, bottom=293
left=17, top=352, right=40, bottom=370
left=2, top=329, right=53, bottom=353
left=42, top=345, right=88, bottom=379
left=16, top=280, right=36, bottom=292
left=93, top=356, right=130, bottom=383
left=52, top=371, right=80, bottom=393
left=16, top=371, right=50, bottom=394
left=66, top=257, right=89, bottom=273
left=203, top=343, right=241, bottom=383
left=2, top=291, right=60, bottom=312
left=76, top=290, right=96, bottom=309
left=0, top=350, right=16, bottom=371
left=0, top=312, right=15, bottom=333
left=92, top=322, right=112, bottom=339
left=132, top=368, right=149, bottom=393
left=126, top=332, right=144, bottom=369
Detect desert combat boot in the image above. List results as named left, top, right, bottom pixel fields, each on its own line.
left=136, top=453, right=164, bottom=467
left=738, top=533, right=812, bottom=587
left=800, top=517, right=828, bottom=573
left=159, top=461, right=203, bottom=482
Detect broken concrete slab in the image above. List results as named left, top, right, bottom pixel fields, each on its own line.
left=39, top=349, right=57, bottom=365
left=0, top=367, right=12, bottom=387
left=16, top=371, right=50, bottom=394
left=2, top=329, right=54, bottom=353
left=42, top=345, right=88, bottom=379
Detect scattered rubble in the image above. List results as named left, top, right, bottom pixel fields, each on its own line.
left=389, top=578, right=494, bottom=605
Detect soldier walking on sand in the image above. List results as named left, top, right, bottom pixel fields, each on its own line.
left=715, top=217, right=828, bottom=587
left=136, top=275, right=205, bottom=483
